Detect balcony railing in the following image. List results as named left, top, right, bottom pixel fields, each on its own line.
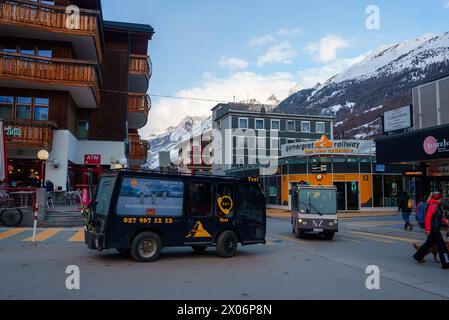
left=128, top=133, right=148, bottom=163
left=128, top=93, right=151, bottom=115
left=129, top=54, right=152, bottom=78
left=0, top=52, right=100, bottom=107
left=0, top=0, right=102, bottom=59
left=4, top=119, right=56, bottom=150
left=127, top=93, right=151, bottom=129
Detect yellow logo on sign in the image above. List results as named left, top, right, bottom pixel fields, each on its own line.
left=131, top=179, right=139, bottom=187
left=186, top=221, right=212, bottom=238
left=217, top=196, right=234, bottom=215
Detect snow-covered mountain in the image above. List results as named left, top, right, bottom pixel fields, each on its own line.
left=143, top=116, right=212, bottom=170
left=275, top=32, right=449, bottom=139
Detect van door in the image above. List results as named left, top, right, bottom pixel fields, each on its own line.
left=236, top=184, right=266, bottom=243
left=184, top=181, right=216, bottom=245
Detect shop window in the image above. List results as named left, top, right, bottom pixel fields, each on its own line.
left=77, top=120, right=89, bottom=140
left=373, top=175, right=384, bottom=207
left=189, top=181, right=212, bottom=217
left=0, top=96, right=14, bottom=119
left=216, top=183, right=235, bottom=218
left=34, top=97, right=49, bottom=121
left=383, top=175, right=403, bottom=207
left=16, top=97, right=32, bottom=120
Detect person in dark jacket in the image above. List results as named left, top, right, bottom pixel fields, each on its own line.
left=399, top=192, right=414, bottom=231
left=413, top=191, right=449, bottom=270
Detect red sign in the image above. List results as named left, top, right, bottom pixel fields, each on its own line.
left=84, top=154, right=101, bottom=165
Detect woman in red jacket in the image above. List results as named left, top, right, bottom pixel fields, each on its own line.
left=413, top=191, right=449, bottom=270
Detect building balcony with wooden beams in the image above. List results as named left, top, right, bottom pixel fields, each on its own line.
left=0, top=0, right=103, bottom=63
left=0, top=52, right=100, bottom=108
left=129, top=54, right=152, bottom=93
left=128, top=93, right=151, bottom=130
left=4, top=119, right=56, bottom=153
left=128, top=132, right=148, bottom=166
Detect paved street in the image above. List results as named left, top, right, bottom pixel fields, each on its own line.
left=1, top=215, right=448, bottom=300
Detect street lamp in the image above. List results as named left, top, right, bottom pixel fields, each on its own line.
left=37, top=150, right=49, bottom=188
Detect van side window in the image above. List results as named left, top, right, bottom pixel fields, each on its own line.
left=238, top=184, right=251, bottom=218
left=116, top=177, right=184, bottom=217
left=189, top=181, right=213, bottom=217
left=216, top=183, right=235, bottom=218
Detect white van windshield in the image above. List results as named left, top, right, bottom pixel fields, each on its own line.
left=299, top=189, right=337, bottom=215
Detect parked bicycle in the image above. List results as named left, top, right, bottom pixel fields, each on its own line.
left=0, top=191, right=24, bottom=227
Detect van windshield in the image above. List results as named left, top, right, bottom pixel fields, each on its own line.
left=298, top=189, right=337, bottom=215
left=95, top=176, right=117, bottom=216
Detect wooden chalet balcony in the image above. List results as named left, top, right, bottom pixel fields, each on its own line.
left=0, top=0, right=102, bottom=62
left=4, top=119, right=56, bottom=151
left=129, top=54, right=151, bottom=93
left=0, top=52, right=100, bottom=108
left=128, top=133, right=148, bottom=166
left=128, top=93, right=151, bottom=130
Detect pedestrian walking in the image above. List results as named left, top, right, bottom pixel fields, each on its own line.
left=413, top=191, right=449, bottom=270
left=399, top=191, right=414, bottom=231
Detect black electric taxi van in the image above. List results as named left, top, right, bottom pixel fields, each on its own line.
left=85, top=171, right=266, bottom=262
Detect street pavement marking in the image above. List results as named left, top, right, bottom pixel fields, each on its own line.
left=0, top=228, right=27, bottom=240
left=68, top=229, right=85, bottom=242
left=350, top=231, right=417, bottom=244
left=23, top=228, right=63, bottom=242
left=338, top=236, right=364, bottom=244
left=348, top=221, right=403, bottom=227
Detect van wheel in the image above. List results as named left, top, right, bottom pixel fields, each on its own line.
left=295, top=228, right=305, bottom=239
left=216, top=231, right=238, bottom=258
left=324, top=232, right=335, bottom=240
left=130, top=232, right=162, bottom=262
left=192, top=246, right=207, bottom=254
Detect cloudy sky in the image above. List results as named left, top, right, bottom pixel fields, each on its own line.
left=102, top=0, right=449, bottom=137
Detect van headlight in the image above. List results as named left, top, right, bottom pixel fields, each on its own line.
left=298, top=219, right=303, bottom=223
left=334, top=220, right=338, bottom=224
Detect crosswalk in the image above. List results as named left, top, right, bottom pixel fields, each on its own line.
left=269, top=230, right=421, bottom=247
left=0, top=228, right=86, bottom=243
left=0, top=227, right=421, bottom=246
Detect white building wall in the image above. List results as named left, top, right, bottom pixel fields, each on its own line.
left=45, top=130, right=125, bottom=190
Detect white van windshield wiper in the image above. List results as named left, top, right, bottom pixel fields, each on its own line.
left=299, top=201, right=323, bottom=216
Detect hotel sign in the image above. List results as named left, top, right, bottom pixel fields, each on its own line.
left=4, top=126, right=22, bottom=138
left=383, top=105, right=413, bottom=133
left=282, top=136, right=375, bottom=158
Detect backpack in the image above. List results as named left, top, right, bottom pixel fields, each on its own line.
left=408, top=199, right=413, bottom=209
left=416, top=201, right=427, bottom=229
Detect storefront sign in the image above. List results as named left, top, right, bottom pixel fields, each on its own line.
left=427, top=164, right=449, bottom=177
left=282, top=135, right=375, bottom=158
left=4, top=126, right=22, bottom=138
left=383, top=105, right=412, bottom=133
left=377, top=124, right=449, bottom=164
left=404, top=171, right=424, bottom=177
left=84, top=154, right=101, bottom=165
